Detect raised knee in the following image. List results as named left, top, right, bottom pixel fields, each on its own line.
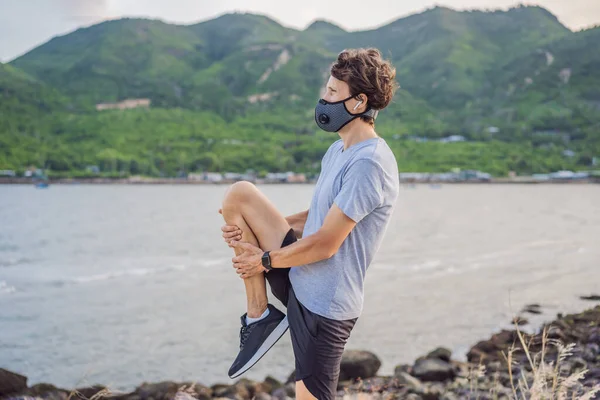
left=223, top=180, right=256, bottom=206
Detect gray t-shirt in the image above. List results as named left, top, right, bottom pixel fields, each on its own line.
left=289, top=137, right=399, bottom=320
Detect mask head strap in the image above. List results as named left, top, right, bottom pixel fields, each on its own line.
left=361, top=107, right=378, bottom=120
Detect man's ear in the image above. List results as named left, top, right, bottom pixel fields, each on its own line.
left=353, top=94, right=368, bottom=112
left=359, top=94, right=368, bottom=109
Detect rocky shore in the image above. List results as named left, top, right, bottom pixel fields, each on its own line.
left=1, top=305, right=599, bottom=400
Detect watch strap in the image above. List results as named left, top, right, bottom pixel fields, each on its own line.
left=262, top=251, right=273, bottom=271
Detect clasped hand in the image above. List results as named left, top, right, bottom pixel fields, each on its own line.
left=219, top=208, right=266, bottom=279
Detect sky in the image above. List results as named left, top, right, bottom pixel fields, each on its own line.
left=0, top=0, right=599, bottom=62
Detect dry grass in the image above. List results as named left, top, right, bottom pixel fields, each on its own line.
left=499, top=325, right=600, bottom=400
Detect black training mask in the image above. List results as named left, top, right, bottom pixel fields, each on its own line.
left=314, top=96, right=379, bottom=132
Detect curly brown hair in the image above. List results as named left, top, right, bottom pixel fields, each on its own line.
left=330, top=48, right=399, bottom=125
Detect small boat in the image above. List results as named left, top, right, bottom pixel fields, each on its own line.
left=33, top=171, right=50, bottom=188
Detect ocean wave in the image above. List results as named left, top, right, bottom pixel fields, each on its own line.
left=0, top=256, right=34, bottom=268
left=56, top=264, right=188, bottom=285
left=408, top=259, right=443, bottom=271
left=373, top=259, right=446, bottom=273
left=200, top=257, right=230, bottom=267
left=46, top=256, right=229, bottom=287
left=0, top=281, right=16, bottom=294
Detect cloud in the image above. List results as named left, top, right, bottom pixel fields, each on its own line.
left=54, top=0, right=114, bottom=23
left=0, top=0, right=114, bottom=61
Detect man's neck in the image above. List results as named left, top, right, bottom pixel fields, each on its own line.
left=338, top=119, right=378, bottom=151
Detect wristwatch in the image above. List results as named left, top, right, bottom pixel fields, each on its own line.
left=261, top=251, right=273, bottom=271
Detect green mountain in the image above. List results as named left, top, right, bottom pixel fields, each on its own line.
left=0, top=63, right=70, bottom=171
left=2, top=7, right=599, bottom=177
left=11, top=18, right=208, bottom=108
left=309, top=6, right=570, bottom=109
left=486, top=26, right=600, bottom=163
left=0, top=63, right=67, bottom=113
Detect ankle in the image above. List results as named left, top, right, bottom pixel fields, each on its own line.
left=247, top=303, right=268, bottom=318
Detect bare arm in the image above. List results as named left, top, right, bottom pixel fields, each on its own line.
left=285, top=209, right=309, bottom=239
left=230, top=204, right=355, bottom=277
left=270, top=205, right=355, bottom=268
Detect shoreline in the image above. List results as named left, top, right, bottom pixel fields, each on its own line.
left=1, top=301, right=598, bottom=400
left=0, top=178, right=598, bottom=185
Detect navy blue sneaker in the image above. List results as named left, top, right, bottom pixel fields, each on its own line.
left=228, top=304, right=289, bottom=379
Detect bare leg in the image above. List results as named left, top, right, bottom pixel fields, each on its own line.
left=221, top=181, right=292, bottom=318
left=295, top=380, right=317, bottom=400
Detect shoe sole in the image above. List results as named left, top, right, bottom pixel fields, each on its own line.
left=228, top=316, right=289, bottom=379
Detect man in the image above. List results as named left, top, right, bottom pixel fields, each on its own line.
left=219, top=48, right=400, bottom=400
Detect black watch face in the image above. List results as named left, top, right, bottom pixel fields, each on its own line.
left=262, top=253, right=270, bottom=267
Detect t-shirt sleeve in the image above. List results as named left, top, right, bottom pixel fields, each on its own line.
left=334, top=159, right=384, bottom=223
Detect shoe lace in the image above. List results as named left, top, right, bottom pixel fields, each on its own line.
left=239, top=325, right=252, bottom=349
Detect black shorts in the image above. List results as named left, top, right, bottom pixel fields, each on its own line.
left=265, top=228, right=358, bottom=400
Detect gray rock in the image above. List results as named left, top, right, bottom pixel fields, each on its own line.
left=22, top=384, right=69, bottom=400
left=420, top=383, right=444, bottom=400
left=497, top=372, right=515, bottom=388
left=412, top=358, right=456, bottom=382
left=583, top=343, right=599, bottom=362
left=339, top=350, right=382, bottom=381
left=485, top=361, right=503, bottom=373
left=522, top=304, right=542, bottom=315
left=232, top=378, right=261, bottom=399
left=271, top=384, right=295, bottom=400
left=270, top=388, right=287, bottom=400
left=135, top=381, right=182, bottom=400
left=284, top=383, right=295, bottom=398
left=112, top=395, right=141, bottom=400
left=394, top=372, right=424, bottom=391
left=0, top=369, right=28, bottom=397
left=173, top=391, right=198, bottom=400
left=584, top=367, right=600, bottom=381
left=253, top=393, right=272, bottom=400
left=589, top=330, right=600, bottom=344
left=188, top=384, right=211, bottom=400
left=336, top=380, right=353, bottom=391
left=405, top=394, right=423, bottom=400
left=285, top=371, right=295, bottom=385
left=559, top=363, right=572, bottom=377
left=426, top=348, right=452, bottom=362
left=547, top=327, right=568, bottom=343
left=586, top=342, right=599, bottom=355
left=441, top=393, right=460, bottom=400
left=569, top=356, right=588, bottom=372
left=261, top=376, right=282, bottom=394
left=341, top=394, right=382, bottom=399
left=467, top=330, right=519, bottom=363
left=210, top=384, right=234, bottom=399
left=580, top=294, right=600, bottom=301
left=394, top=364, right=412, bottom=375
left=349, top=377, right=387, bottom=392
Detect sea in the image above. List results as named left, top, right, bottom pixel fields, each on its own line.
left=0, top=183, right=598, bottom=391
